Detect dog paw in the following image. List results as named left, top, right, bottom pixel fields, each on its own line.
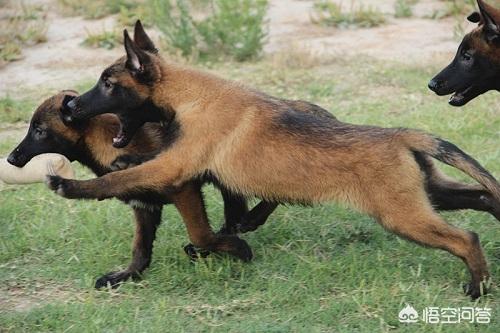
left=110, top=155, right=141, bottom=171
left=183, top=244, right=211, bottom=261
left=95, top=270, right=135, bottom=289
left=463, top=281, right=488, bottom=300
left=46, top=175, right=72, bottom=198
left=110, top=154, right=155, bottom=171
left=225, top=236, right=253, bottom=262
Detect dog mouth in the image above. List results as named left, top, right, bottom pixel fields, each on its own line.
left=112, top=123, right=131, bottom=148
left=448, top=84, right=481, bottom=107
left=112, top=116, right=145, bottom=148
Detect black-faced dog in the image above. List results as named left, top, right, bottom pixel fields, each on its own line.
left=429, top=0, right=500, bottom=106
left=7, top=91, right=283, bottom=288
left=50, top=21, right=500, bottom=299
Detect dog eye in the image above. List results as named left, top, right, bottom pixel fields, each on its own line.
left=462, top=52, right=472, bottom=61
left=103, top=79, right=114, bottom=89
left=34, top=127, right=46, bottom=138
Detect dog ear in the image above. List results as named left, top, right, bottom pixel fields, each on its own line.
left=60, top=94, right=76, bottom=125
left=478, top=0, right=500, bottom=43
left=124, top=29, right=150, bottom=73
left=133, top=20, right=157, bottom=54
left=467, top=11, right=481, bottom=23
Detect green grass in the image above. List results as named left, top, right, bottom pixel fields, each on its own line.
left=82, top=28, right=122, bottom=50
left=394, top=0, right=418, bottom=18
left=0, top=96, right=36, bottom=123
left=312, top=0, right=386, bottom=29
left=0, top=57, right=499, bottom=332
left=150, top=0, right=269, bottom=62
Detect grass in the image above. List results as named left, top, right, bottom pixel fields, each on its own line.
left=82, top=28, right=122, bottom=50
left=0, top=96, right=36, bottom=123
left=0, top=56, right=499, bottom=332
left=0, top=1, right=48, bottom=67
left=394, top=0, right=418, bottom=18
left=312, top=0, right=386, bottom=29
left=149, top=0, right=268, bottom=62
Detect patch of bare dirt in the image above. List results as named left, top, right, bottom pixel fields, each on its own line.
left=0, top=281, right=76, bottom=313
left=266, top=0, right=463, bottom=65
left=0, top=1, right=122, bottom=96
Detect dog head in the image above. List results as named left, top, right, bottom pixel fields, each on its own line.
left=428, top=0, right=500, bottom=106
left=66, top=20, right=163, bottom=148
left=7, top=91, right=85, bottom=167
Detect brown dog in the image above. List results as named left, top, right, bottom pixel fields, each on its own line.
left=8, top=91, right=278, bottom=288
left=51, top=22, right=500, bottom=299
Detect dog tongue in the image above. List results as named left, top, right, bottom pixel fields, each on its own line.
left=112, top=126, right=127, bottom=147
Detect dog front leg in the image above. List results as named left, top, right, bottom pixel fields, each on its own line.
left=95, top=206, right=162, bottom=289
left=46, top=154, right=186, bottom=200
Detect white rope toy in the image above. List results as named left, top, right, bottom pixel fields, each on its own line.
left=0, top=153, right=75, bottom=185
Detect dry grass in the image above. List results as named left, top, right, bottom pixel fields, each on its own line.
left=311, top=0, right=386, bottom=29
left=268, top=44, right=334, bottom=70
left=0, top=1, right=48, bottom=67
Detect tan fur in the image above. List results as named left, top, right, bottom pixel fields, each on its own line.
left=54, top=23, right=500, bottom=295
left=64, top=48, right=500, bottom=297
left=36, top=94, right=248, bottom=258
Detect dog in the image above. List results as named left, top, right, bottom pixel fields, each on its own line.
left=52, top=21, right=500, bottom=299
left=7, top=91, right=284, bottom=288
left=429, top=0, right=500, bottom=106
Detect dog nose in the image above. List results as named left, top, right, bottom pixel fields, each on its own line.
left=67, top=99, right=76, bottom=110
left=7, top=153, right=17, bottom=165
left=428, top=79, right=441, bottom=92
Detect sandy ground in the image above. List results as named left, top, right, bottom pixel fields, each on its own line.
left=265, top=0, right=462, bottom=63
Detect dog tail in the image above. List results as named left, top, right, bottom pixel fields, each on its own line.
left=400, top=129, right=500, bottom=203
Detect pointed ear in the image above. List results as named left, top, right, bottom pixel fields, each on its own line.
left=60, top=94, right=77, bottom=125
left=124, top=29, right=147, bottom=73
left=133, top=20, right=157, bottom=53
left=467, top=11, right=481, bottom=23
left=478, top=0, right=500, bottom=43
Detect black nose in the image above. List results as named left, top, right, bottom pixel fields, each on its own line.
left=7, top=153, right=17, bottom=165
left=428, top=79, right=441, bottom=92
left=67, top=99, right=76, bottom=110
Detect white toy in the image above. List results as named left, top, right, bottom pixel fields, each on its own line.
left=0, top=153, right=75, bottom=184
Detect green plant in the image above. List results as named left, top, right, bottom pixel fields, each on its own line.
left=197, top=0, right=268, bottom=61
left=312, top=1, right=386, bottom=29
left=82, top=28, right=122, bottom=50
left=394, top=0, right=418, bottom=18
left=117, top=5, right=152, bottom=27
left=149, top=0, right=268, bottom=61
left=149, top=0, right=199, bottom=58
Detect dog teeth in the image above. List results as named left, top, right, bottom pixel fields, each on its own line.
left=113, top=137, right=119, bottom=144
